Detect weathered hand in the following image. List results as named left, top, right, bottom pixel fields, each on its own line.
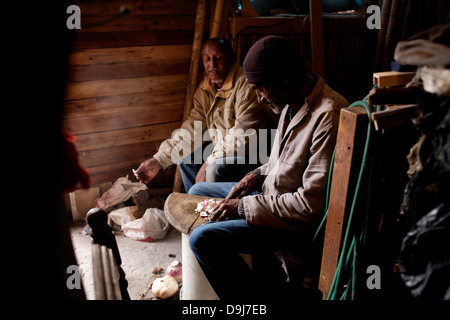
left=134, top=158, right=162, bottom=184
left=209, top=198, right=241, bottom=221
left=226, top=173, right=258, bottom=199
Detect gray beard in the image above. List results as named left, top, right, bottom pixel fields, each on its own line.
left=268, top=103, right=286, bottom=114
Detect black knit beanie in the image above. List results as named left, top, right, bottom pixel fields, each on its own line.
left=243, top=36, right=307, bottom=85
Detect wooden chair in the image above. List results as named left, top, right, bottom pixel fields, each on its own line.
left=163, top=108, right=370, bottom=300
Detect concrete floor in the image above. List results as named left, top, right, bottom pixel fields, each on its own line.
left=69, top=220, right=182, bottom=300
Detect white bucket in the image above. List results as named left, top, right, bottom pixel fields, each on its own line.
left=181, top=233, right=219, bottom=300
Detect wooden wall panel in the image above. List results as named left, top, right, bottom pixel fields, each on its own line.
left=64, top=90, right=185, bottom=118
left=63, top=0, right=198, bottom=188
left=74, top=122, right=182, bottom=152
left=65, top=74, right=187, bottom=100
left=71, top=30, right=194, bottom=49
left=78, top=1, right=197, bottom=16
left=79, top=15, right=196, bottom=33
left=68, top=45, right=192, bottom=66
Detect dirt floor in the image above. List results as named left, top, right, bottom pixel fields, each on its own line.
left=69, top=220, right=182, bottom=300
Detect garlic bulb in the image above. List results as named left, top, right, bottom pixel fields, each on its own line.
left=152, top=275, right=178, bottom=299
left=195, top=199, right=220, bottom=219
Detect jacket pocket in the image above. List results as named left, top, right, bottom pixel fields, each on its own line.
left=278, top=145, right=308, bottom=167
left=274, top=160, right=306, bottom=192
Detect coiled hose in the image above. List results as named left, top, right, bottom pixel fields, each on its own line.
left=308, top=90, right=376, bottom=300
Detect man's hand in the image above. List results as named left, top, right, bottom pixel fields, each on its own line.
left=134, top=158, right=162, bottom=184
left=209, top=198, right=241, bottom=221
left=225, top=173, right=258, bottom=199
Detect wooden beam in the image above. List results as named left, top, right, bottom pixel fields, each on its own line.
left=210, top=0, right=225, bottom=38
left=309, top=0, right=325, bottom=77
left=374, top=0, right=392, bottom=71
left=230, top=17, right=309, bottom=38
left=371, top=104, right=418, bottom=130
left=373, top=71, right=416, bottom=88
left=318, top=106, right=368, bottom=299
left=184, top=0, right=207, bottom=122
left=367, top=86, right=418, bottom=106
left=174, top=0, right=208, bottom=193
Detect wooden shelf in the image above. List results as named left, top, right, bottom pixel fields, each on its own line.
left=229, top=16, right=309, bottom=37
left=229, top=14, right=367, bottom=37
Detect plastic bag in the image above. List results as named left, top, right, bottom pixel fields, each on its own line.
left=122, top=208, right=170, bottom=242
left=108, top=206, right=135, bottom=226
left=95, top=175, right=147, bottom=210
left=398, top=203, right=450, bottom=299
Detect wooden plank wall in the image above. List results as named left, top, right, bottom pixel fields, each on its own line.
left=62, top=0, right=200, bottom=188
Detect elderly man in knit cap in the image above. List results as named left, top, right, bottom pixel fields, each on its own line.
left=188, top=36, right=349, bottom=300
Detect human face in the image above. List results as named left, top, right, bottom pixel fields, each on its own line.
left=248, top=83, right=289, bottom=114
left=202, top=43, right=231, bottom=88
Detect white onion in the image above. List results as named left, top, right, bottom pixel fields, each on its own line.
left=166, top=260, right=182, bottom=282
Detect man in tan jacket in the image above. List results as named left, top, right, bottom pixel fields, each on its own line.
left=189, top=36, right=349, bottom=299
left=135, top=38, right=273, bottom=192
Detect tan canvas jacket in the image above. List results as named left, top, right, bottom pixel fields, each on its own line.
left=242, top=76, right=349, bottom=231
left=153, top=64, right=272, bottom=169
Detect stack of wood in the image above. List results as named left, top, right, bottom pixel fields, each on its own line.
left=369, top=71, right=419, bottom=130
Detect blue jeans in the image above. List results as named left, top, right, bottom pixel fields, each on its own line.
left=188, top=182, right=236, bottom=198
left=189, top=219, right=304, bottom=300
left=178, top=145, right=260, bottom=193
left=188, top=181, right=261, bottom=199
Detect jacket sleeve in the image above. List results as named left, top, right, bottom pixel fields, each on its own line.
left=242, top=108, right=339, bottom=230
left=153, top=88, right=207, bottom=169
left=206, top=79, right=271, bottom=164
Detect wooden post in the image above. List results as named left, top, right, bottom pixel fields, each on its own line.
left=318, top=106, right=368, bottom=299
left=372, top=71, right=416, bottom=88
left=381, top=0, right=400, bottom=71
left=173, top=0, right=208, bottom=193
left=184, top=0, right=207, bottom=123
left=374, top=0, right=391, bottom=71
left=309, top=0, right=325, bottom=78
left=210, top=0, right=226, bottom=38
